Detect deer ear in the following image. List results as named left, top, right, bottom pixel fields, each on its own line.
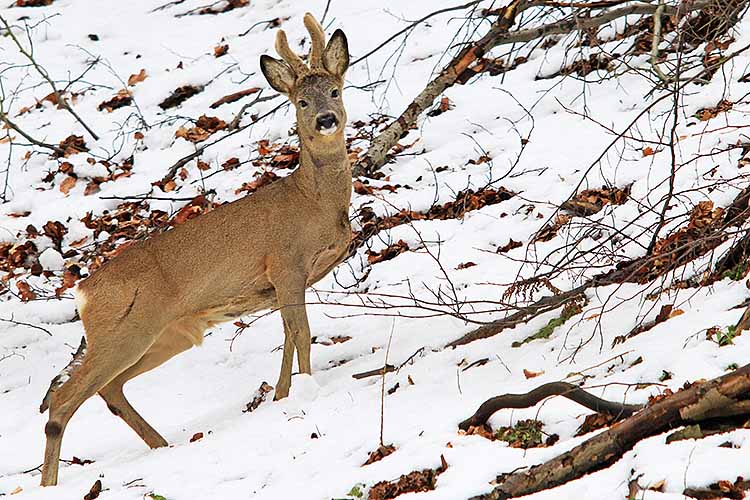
left=323, top=29, right=349, bottom=78
left=260, top=55, right=296, bottom=94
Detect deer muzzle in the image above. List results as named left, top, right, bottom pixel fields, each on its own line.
left=316, top=112, right=338, bottom=135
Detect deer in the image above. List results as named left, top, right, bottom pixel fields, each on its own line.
left=38, top=13, right=351, bottom=486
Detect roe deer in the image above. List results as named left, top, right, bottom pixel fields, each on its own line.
left=39, top=13, right=351, bottom=486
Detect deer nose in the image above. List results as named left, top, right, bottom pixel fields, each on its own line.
left=316, top=112, right=338, bottom=134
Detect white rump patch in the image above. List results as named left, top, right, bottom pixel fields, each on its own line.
left=74, top=288, right=88, bottom=316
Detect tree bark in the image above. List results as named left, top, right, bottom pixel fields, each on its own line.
left=353, top=0, right=712, bottom=177
left=468, top=364, right=750, bottom=500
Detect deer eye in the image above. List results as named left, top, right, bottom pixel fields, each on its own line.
left=331, top=88, right=339, bottom=98
left=299, top=99, right=308, bottom=108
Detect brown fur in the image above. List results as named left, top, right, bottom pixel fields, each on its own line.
left=39, top=13, right=351, bottom=486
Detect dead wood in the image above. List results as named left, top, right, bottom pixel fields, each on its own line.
left=469, top=364, right=750, bottom=500
left=448, top=185, right=750, bottom=349
left=458, top=381, right=643, bottom=431
left=353, top=0, right=712, bottom=177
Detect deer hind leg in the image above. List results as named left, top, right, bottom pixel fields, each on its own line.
left=41, top=295, right=163, bottom=487
left=273, top=283, right=312, bottom=400
left=40, top=337, right=155, bottom=486
left=98, top=332, right=193, bottom=449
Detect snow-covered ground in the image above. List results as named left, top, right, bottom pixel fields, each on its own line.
left=1, top=0, right=750, bottom=498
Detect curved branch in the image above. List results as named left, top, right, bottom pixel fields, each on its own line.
left=458, top=381, right=643, bottom=430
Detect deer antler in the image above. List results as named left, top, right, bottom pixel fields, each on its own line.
left=275, top=29, right=307, bottom=76
left=304, top=13, right=326, bottom=69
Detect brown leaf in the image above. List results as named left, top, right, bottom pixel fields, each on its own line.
left=56, top=135, right=88, bottom=158
left=214, top=44, right=229, bottom=58
left=575, top=412, right=616, bottom=436
left=353, top=180, right=374, bottom=195
left=158, top=84, right=204, bottom=110
left=17, top=281, right=37, bottom=302
left=456, top=261, right=476, bottom=270
left=98, top=90, right=133, bottom=112
left=83, top=479, right=102, bottom=500
left=43, top=220, right=67, bottom=245
left=523, top=368, right=544, bottom=379
left=84, top=181, right=101, bottom=196
left=497, top=238, right=522, bottom=253
left=235, top=171, right=280, bottom=195
left=59, top=176, right=77, bottom=195
left=367, top=240, right=409, bottom=264
left=127, top=69, right=147, bottom=86
left=362, top=444, right=396, bottom=466
left=368, top=456, right=447, bottom=500
left=243, top=381, right=273, bottom=413
left=222, top=157, right=240, bottom=170
left=643, top=146, right=656, bottom=156
left=189, top=432, right=204, bottom=442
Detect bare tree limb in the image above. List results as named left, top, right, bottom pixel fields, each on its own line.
left=458, top=381, right=643, bottom=430
left=0, top=15, right=100, bottom=141
left=353, top=0, right=712, bottom=177
left=470, top=364, right=750, bottom=499
left=0, top=111, right=64, bottom=156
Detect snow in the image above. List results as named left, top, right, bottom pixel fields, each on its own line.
left=0, top=0, right=749, bottom=499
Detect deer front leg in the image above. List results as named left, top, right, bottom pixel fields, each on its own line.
left=273, top=283, right=311, bottom=400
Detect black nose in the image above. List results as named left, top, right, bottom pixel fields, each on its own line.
left=316, top=112, right=337, bottom=130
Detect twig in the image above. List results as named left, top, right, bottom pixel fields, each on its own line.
left=0, top=15, right=100, bottom=141
left=0, top=111, right=64, bottom=156
left=0, top=315, right=52, bottom=336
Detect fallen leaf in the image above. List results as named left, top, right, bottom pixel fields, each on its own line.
left=362, top=444, right=396, bottom=466
left=127, top=69, right=147, bottom=86
left=83, top=479, right=102, bottom=500
left=59, top=176, right=77, bottom=195
left=523, top=368, right=544, bottom=379
left=214, top=44, right=229, bottom=57
left=189, top=432, right=204, bottom=442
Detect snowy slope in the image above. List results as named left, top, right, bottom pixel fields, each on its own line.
left=1, top=1, right=750, bottom=499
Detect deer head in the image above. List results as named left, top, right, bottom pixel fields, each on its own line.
left=260, top=14, right=349, bottom=147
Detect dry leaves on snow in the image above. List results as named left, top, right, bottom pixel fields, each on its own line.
left=254, top=140, right=300, bottom=170
left=175, top=115, right=227, bottom=143
left=158, top=84, right=204, bottom=110
left=561, top=185, right=630, bottom=217
left=362, top=444, right=396, bottom=466
left=366, top=240, right=410, bottom=265
left=98, top=90, right=133, bottom=112
left=127, top=69, right=148, bottom=86
left=54, top=135, right=88, bottom=158
left=350, top=187, right=515, bottom=257
left=235, top=171, right=280, bottom=195
left=695, top=99, right=733, bottom=121
left=368, top=456, right=448, bottom=500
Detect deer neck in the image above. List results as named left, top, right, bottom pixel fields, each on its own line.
left=294, top=133, right=351, bottom=207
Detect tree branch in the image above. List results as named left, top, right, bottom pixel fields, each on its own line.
left=354, top=0, right=712, bottom=177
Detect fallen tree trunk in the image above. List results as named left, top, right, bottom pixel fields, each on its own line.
left=466, top=364, right=750, bottom=500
